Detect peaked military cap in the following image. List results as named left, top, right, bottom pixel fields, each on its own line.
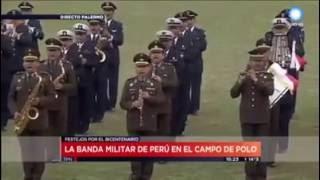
left=72, top=23, right=89, bottom=33
left=156, top=30, right=174, bottom=40
left=7, top=9, right=22, bottom=16
left=45, top=38, right=63, bottom=49
left=166, top=17, right=182, bottom=27
left=101, top=2, right=117, bottom=10
left=133, top=53, right=151, bottom=65
left=23, top=48, right=40, bottom=61
left=148, top=40, right=166, bottom=52
left=88, top=19, right=104, bottom=25
left=174, top=12, right=188, bottom=21
left=18, top=1, right=34, bottom=10
left=248, top=46, right=271, bottom=60
left=183, top=10, right=198, bottom=18
left=57, top=29, right=74, bottom=39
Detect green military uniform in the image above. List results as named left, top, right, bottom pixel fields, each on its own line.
left=230, top=46, right=274, bottom=180
left=148, top=40, right=178, bottom=136
left=40, top=38, right=77, bottom=162
left=40, top=38, right=77, bottom=136
left=120, top=53, right=165, bottom=180
left=7, top=49, right=56, bottom=180
left=153, top=62, right=178, bottom=135
left=267, top=102, right=280, bottom=165
left=256, top=38, right=279, bottom=167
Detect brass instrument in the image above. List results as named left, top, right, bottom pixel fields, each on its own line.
left=138, top=88, right=144, bottom=127
left=53, top=60, right=66, bottom=93
left=14, top=73, right=42, bottom=135
left=54, top=60, right=65, bottom=84
left=91, top=32, right=107, bottom=64
left=95, top=46, right=107, bottom=63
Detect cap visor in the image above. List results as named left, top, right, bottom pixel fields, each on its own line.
left=19, top=6, right=32, bottom=9
left=150, top=48, right=164, bottom=53
left=168, top=24, right=181, bottom=27
left=249, top=55, right=264, bottom=60
left=255, top=46, right=270, bottom=52
left=273, top=23, right=290, bottom=29
left=23, top=56, right=38, bottom=61
left=46, top=45, right=61, bottom=49
left=135, top=62, right=150, bottom=66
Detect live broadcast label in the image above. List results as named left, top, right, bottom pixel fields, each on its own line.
left=1, top=14, right=104, bottom=20
left=61, top=141, right=261, bottom=158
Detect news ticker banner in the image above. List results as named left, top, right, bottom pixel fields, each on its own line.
left=61, top=136, right=261, bottom=162
left=1, top=136, right=319, bottom=162
left=1, top=14, right=104, bottom=20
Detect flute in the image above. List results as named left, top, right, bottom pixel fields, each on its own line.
left=240, top=70, right=267, bottom=76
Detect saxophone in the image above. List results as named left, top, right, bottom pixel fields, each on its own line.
left=14, top=73, right=43, bottom=135
left=53, top=60, right=66, bottom=89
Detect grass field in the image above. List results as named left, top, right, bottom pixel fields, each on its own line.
left=1, top=1, right=319, bottom=180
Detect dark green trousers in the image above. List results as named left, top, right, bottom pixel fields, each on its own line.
left=241, top=123, right=269, bottom=180
left=19, top=129, right=46, bottom=180
left=128, top=130, right=156, bottom=180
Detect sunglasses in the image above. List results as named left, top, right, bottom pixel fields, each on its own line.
left=150, top=50, right=164, bottom=53
left=89, top=22, right=101, bottom=26
left=168, top=26, right=179, bottom=30
left=103, top=8, right=114, bottom=12
left=60, top=38, right=72, bottom=42
left=159, top=38, right=172, bottom=42
left=20, top=8, right=32, bottom=12
left=24, top=59, right=37, bottom=62
left=75, top=32, right=86, bottom=36
left=47, top=48, right=60, bottom=52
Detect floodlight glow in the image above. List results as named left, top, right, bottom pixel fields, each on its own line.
left=289, top=7, right=303, bottom=21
